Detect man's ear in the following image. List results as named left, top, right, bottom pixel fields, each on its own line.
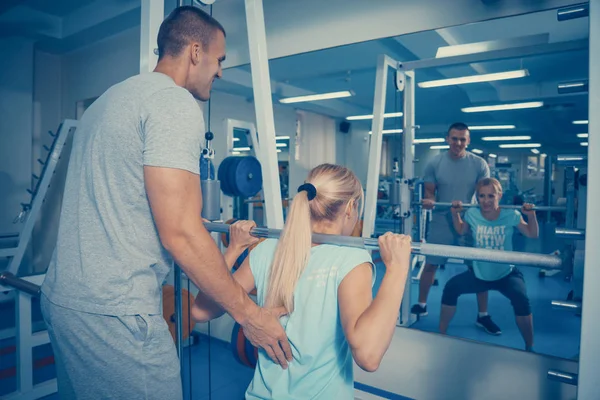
left=191, top=43, right=201, bottom=65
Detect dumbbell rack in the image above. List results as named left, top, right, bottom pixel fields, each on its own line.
left=0, top=120, right=78, bottom=277
left=0, top=119, right=77, bottom=400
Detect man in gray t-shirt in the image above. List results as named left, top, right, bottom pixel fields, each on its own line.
left=40, top=7, right=291, bottom=399
left=411, top=123, right=501, bottom=336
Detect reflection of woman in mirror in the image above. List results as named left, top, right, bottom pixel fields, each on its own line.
left=440, top=178, right=539, bottom=352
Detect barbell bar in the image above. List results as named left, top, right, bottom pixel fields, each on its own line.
left=413, top=201, right=567, bottom=213
left=203, top=223, right=563, bottom=269
left=0, top=272, right=41, bottom=296
left=555, top=228, right=585, bottom=240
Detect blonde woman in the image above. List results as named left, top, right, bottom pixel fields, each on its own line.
left=192, top=163, right=412, bottom=399
left=441, top=177, right=539, bottom=352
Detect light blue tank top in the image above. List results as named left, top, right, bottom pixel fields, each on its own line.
left=246, top=239, right=374, bottom=399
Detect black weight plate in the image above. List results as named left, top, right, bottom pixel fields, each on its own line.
left=231, top=156, right=263, bottom=198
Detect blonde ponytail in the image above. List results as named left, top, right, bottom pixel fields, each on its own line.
left=264, top=164, right=364, bottom=313
left=264, top=191, right=313, bottom=312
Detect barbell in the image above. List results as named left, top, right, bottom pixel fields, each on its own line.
left=203, top=222, right=563, bottom=269
left=413, top=201, right=566, bottom=213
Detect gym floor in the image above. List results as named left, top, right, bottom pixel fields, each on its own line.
left=0, top=257, right=581, bottom=399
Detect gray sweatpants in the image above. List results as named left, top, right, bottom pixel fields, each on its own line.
left=41, top=294, right=182, bottom=400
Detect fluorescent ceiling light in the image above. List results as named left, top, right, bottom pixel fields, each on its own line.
left=573, top=120, right=588, bottom=124
left=489, top=154, right=497, bottom=158
left=279, top=90, right=352, bottom=104
left=531, top=149, right=540, bottom=154
left=499, top=143, right=541, bottom=148
left=346, top=112, right=403, bottom=121
left=233, top=137, right=240, bottom=142
left=462, top=101, right=544, bottom=113
left=430, top=145, right=450, bottom=150
left=469, top=125, right=516, bottom=130
left=233, top=147, right=251, bottom=151
left=541, top=153, right=547, bottom=158
left=231, top=151, right=241, bottom=155
left=557, top=4, right=589, bottom=21
left=413, top=138, right=445, bottom=144
left=436, top=34, right=549, bottom=58
left=471, top=149, right=484, bottom=154
left=577, top=133, right=589, bottom=138
left=558, top=81, right=588, bottom=94
left=581, top=142, right=589, bottom=147
left=418, top=70, right=528, bottom=89
left=368, top=129, right=404, bottom=135
left=277, top=149, right=282, bottom=153
left=276, top=136, right=290, bottom=140
left=481, top=136, right=531, bottom=141
left=558, top=156, right=584, bottom=161
left=558, top=82, right=586, bottom=89
left=276, top=143, right=287, bottom=148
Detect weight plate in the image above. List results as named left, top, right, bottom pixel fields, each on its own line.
left=218, top=157, right=236, bottom=196
left=231, top=156, right=263, bottom=198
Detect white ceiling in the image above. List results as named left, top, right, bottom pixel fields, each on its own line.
left=0, top=0, right=590, bottom=156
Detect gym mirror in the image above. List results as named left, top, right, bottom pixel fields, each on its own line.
left=204, top=7, right=588, bottom=388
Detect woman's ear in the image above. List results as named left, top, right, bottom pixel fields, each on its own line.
left=345, top=200, right=355, bottom=217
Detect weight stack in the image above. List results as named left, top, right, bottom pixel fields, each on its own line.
left=201, top=179, right=221, bottom=221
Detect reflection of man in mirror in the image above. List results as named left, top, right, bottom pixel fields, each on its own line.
left=412, top=122, right=501, bottom=335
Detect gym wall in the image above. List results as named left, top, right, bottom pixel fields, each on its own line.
left=0, top=37, right=36, bottom=274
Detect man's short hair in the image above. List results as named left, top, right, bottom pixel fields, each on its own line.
left=447, top=122, right=470, bottom=135
left=157, top=6, right=226, bottom=59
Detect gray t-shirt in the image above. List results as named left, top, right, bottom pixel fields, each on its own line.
left=423, top=151, right=490, bottom=213
left=42, top=72, right=204, bottom=316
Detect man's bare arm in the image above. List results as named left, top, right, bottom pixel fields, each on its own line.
left=144, top=166, right=255, bottom=324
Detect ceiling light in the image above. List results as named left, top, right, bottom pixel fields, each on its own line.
left=541, top=153, right=547, bottom=158
left=279, top=90, right=353, bottom=104
left=462, top=101, right=544, bottom=113
left=418, top=70, right=528, bottom=89
left=413, top=138, right=445, bottom=144
left=558, top=80, right=588, bottom=94
left=346, top=112, right=403, bottom=120
left=489, top=154, right=497, bottom=158
left=581, top=142, right=588, bottom=147
left=233, top=147, right=251, bottom=151
left=430, top=145, right=450, bottom=150
left=276, top=143, right=287, bottom=148
left=468, top=125, right=516, bottom=130
left=368, top=129, right=404, bottom=135
left=233, top=137, right=240, bottom=142
left=276, top=136, right=290, bottom=140
left=573, top=120, right=588, bottom=125
left=531, top=149, right=540, bottom=154
left=577, top=133, right=589, bottom=138
left=472, top=149, right=484, bottom=154
left=481, top=136, right=531, bottom=141
left=558, top=156, right=585, bottom=161
left=557, top=4, right=589, bottom=21
left=499, top=143, right=541, bottom=148
left=277, top=149, right=282, bottom=153
left=231, top=151, right=241, bottom=155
